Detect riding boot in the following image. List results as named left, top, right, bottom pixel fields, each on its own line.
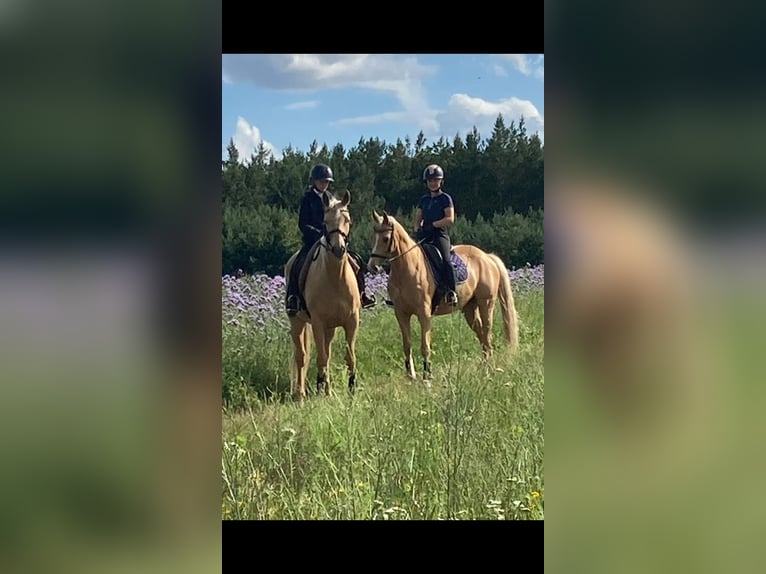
left=286, top=249, right=307, bottom=315
left=357, top=270, right=376, bottom=309
left=285, top=277, right=300, bottom=315
left=443, top=262, right=458, bottom=305
left=349, top=250, right=376, bottom=309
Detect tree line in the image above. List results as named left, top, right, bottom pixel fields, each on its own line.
left=222, top=114, right=543, bottom=277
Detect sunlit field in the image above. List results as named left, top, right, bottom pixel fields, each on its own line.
left=222, top=265, right=544, bottom=520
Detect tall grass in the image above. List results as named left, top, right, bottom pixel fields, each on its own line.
left=222, top=273, right=543, bottom=520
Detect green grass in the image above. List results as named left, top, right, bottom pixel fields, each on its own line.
left=222, top=288, right=543, bottom=520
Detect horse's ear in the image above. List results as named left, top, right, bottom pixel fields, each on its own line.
left=382, top=211, right=390, bottom=224
left=372, top=210, right=382, bottom=223
left=340, top=190, right=351, bottom=206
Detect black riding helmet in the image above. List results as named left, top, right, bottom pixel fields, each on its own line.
left=422, top=164, right=444, bottom=182
left=310, top=164, right=335, bottom=182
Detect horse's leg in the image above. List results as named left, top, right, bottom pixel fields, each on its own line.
left=417, top=313, right=433, bottom=379
left=461, top=299, right=483, bottom=343
left=319, top=326, right=336, bottom=396
left=394, top=308, right=416, bottom=379
left=344, top=317, right=359, bottom=393
left=476, top=298, right=495, bottom=357
left=290, top=318, right=308, bottom=403
left=312, top=324, right=328, bottom=395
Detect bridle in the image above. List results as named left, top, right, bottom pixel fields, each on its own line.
left=370, top=223, right=425, bottom=263
left=321, top=207, right=351, bottom=259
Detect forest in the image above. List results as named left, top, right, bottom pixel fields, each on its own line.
left=222, top=114, right=543, bottom=277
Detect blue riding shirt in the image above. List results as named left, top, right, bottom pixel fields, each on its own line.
left=418, top=191, right=454, bottom=239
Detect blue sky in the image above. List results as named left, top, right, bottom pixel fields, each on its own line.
left=222, top=54, right=544, bottom=163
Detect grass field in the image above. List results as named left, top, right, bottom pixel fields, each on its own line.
left=222, top=266, right=544, bottom=520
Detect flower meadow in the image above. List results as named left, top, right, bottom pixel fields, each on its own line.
left=222, top=264, right=544, bottom=333
left=222, top=264, right=544, bottom=520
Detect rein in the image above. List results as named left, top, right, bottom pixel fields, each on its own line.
left=371, top=224, right=425, bottom=263
left=320, top=210, right=350, bottom=259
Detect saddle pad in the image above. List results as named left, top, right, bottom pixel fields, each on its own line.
left=421, top=244, right=469, bottom=284
left=451, top=252, right=468, bottom=284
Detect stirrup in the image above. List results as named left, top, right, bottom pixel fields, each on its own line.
left=286, top=295, right=300, bottom=315
left=362, top=293, right=377, bottom=309
left=445, top=290, right=458, bottom=305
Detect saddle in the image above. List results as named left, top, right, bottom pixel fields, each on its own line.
left=419, top=243, right=469, bottom=313
left=288, top=241, right=323, bottom=317
left=294, top=241, right=361, bottom=316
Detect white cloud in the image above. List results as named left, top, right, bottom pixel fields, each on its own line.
left=222, top=54, right=436, bottom=90
left=284, top=100, right=319, bottom=110
left=229, top=116, right=282, bottom=163
left=502, top=54, right=532, bottom=75
left=222, top=54, right=439, bottom=133
left=332, top=111, right=408, bottom=126
left=436, top=94, right=544, bottom=142
left=499, top=54, right=544, bottom=80
left=222, top=55, right=545, bottom=146
left=492, top=64, right=508, bottom=77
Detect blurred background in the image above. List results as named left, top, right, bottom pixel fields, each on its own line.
left=0, top=0, right=221, bottom=572
left=5, top=0, right=766, bottom=568
left=545, top=0, right=766, bottom=572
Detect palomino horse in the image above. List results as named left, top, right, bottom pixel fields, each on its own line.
left=368, top=211, right=519, bottom=379
left=284, top=191, right=361, bottom=402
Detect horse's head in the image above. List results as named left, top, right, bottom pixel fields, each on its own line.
left=368, top=210, right=397, bottom=273
left=323, top=190, right=351, bottom=259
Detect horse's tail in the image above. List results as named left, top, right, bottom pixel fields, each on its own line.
left=488, top=254, right=519, bottom=351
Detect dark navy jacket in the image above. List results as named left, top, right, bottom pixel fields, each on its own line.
left=298, top=188, right=327, bottom=246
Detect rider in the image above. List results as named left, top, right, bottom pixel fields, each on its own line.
left=415, top=164, right=458, bottom=306
left=285, top=164, right=376, bottom=315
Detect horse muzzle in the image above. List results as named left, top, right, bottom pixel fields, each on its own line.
left=331, top=244, right=347, bottom=259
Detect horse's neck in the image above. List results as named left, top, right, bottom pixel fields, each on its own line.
left=390, top=228, right=428, bottom=283
left=317, top=241, right=349, bottom=281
